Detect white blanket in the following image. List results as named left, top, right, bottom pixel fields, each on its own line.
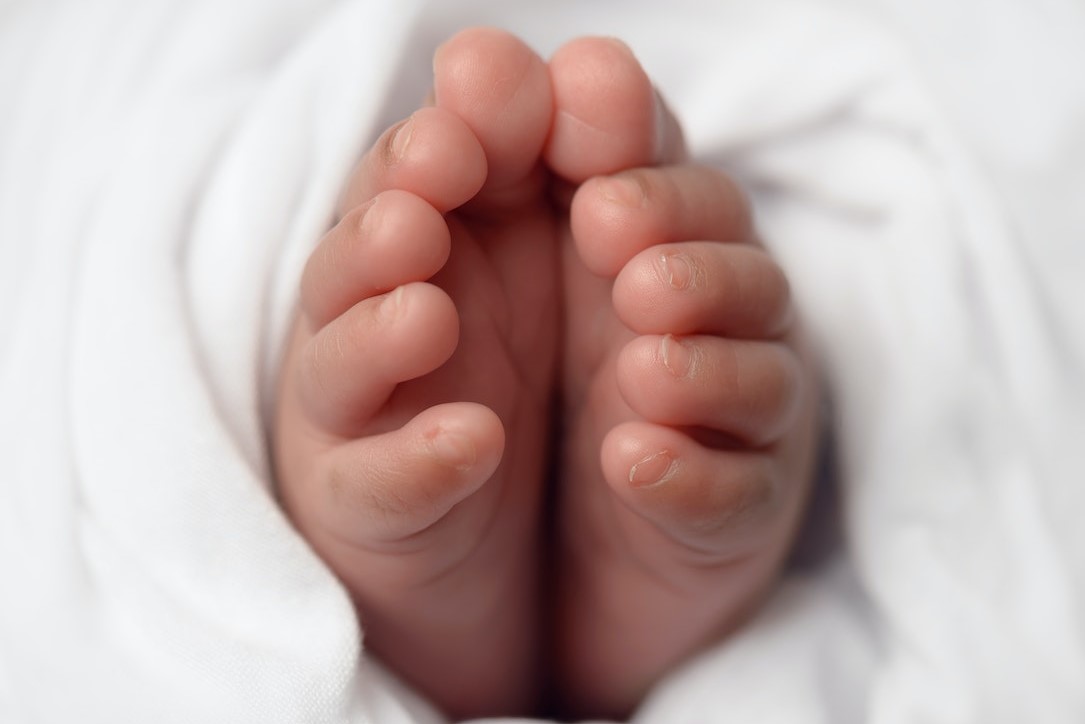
left=2, top=0, right=1083, bottom=722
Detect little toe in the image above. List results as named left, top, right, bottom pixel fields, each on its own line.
left=616, top=335, right=803, bottom=446
left=433, top=27, right=552, bottom=200
left=601, top=421, right=780, bottom=559
left=545, top=37, right=686, bottom=183
left=613, top=241, right=793, bottom=339
left=300, top=402, right=505, bottom=553
left=570, top=164, right=752, bottom=277
left=298, top=282, right=459, bottom=434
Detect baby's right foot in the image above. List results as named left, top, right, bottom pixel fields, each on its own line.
left=273, top=29, right=560, bottom=719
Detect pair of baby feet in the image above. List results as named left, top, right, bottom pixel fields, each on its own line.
left=273, top=28, right=819, bottom=720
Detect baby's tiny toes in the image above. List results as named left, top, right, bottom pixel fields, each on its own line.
left=613, top=241, right=793, bottom=339
left=304, top=402, right=504, bottom=550
left=600, top=421, right=781, bottom=560
left=300, top=190, right=452, bottom=329
left=570, top=165, right=751, bottom=277
left=298, top=282, right=459, bottom=434
left=615, top=335, right=803, bottom=447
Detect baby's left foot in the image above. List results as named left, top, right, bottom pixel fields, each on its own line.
left=544, top=39, right=821, bottom=719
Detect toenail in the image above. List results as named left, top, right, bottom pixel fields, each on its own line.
left=380, top=286, right=405, bottom=320
left=657, top=252, right=698, bottom=290
left=428, top=427, right=476, bottom=472
left=660, top=334, right=697, bottom=378
left=598, top=175, right=647, bottom=208
left=356, top=197, right=380, bottom=236
left=629, top=450, right=679, bottom=488
left=390, top=118, right=414, bottom=162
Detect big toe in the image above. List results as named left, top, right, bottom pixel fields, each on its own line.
left=544, top=37, right=685, bottom=184
left=433, top=27, right=552, bottom=198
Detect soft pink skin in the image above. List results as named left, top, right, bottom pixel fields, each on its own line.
left=272, top=28, right=819, bottom=720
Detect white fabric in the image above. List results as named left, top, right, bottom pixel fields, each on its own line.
left=1, top=0, right=1082, bottom=722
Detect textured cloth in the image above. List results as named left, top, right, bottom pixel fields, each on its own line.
left=1, top=1, right=1083, bottom=722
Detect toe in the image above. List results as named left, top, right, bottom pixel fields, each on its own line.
left=616, top=335, right=804, bottom=446
left=600, top=421, right=780, bottom=558
left=433, top=27, right=552, bottom=199
left=340, top=106, right=488, bottom=214
left=570, top=164, right=752, bottom=277
left=298, top=282, right=459, bottom=434
left=301, top=190, right=452, bottom=328
left=613, top=241, right=793, bottom=339
left=301, top=402, right=505, bottom=550
left=545, top=37, right=685, bottom=184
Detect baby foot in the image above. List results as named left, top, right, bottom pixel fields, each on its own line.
left=272, top=29, right=560, bottom=719
left=544, top=39, right=821, bottom=718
